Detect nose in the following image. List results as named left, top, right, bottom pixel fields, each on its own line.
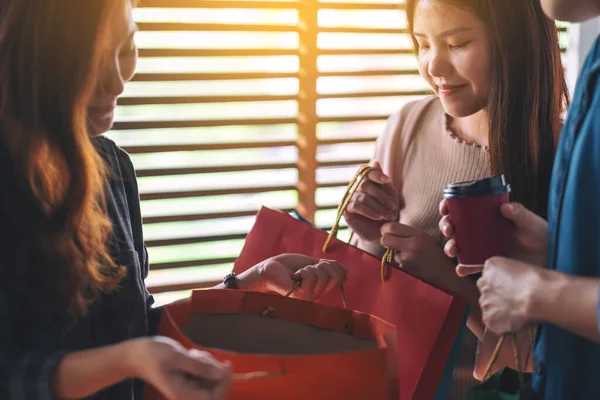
left=99, top=56, right=126, bottom=98
left=427, top=48, right=453, bottom=79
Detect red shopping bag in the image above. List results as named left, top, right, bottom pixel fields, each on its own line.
left=144, top=289, right=398, bottom=400
left=234, top=168, right=469, bottom=400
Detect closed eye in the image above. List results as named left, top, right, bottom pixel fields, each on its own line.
left=449, top=41, right=471, bottom=49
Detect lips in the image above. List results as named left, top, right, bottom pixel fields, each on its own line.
left=437, top=84, right=468, bottom=96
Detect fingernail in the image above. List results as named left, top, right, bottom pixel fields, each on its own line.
left=380, top=176, right=391, bottom=184
left=505, top=204, right=515, bottom=213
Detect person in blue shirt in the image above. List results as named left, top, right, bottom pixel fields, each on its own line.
left=440, top=0, right=600, bottom=398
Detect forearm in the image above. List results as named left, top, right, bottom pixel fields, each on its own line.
left=527, top=270, right=600, bottom=343
left=54, top=341, right=137, bottom=399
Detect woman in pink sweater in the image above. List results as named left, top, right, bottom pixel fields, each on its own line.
left=345, top=0, right=569, bottom=396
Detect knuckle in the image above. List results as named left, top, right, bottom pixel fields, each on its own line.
left=344, top=203, right=357, bottom=216
left=380, top=235, right=390, bottom=247
left=484, top=257, right=499, bottom=267
left=360, top=180, right=373, bottom=192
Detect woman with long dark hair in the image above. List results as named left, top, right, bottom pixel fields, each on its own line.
left=343, top=0, right=569, bottom=396
left=0, top=1, right=346, bottom=399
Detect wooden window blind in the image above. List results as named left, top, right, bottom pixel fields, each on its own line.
left=106, top=0, right=569, bottom=305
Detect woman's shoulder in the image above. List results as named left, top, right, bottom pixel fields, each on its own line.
left=379, top=95, right=443, bottom=146
left=388, top=95, right=443, bottom=130
left=93, top=135, right=136, bottom=182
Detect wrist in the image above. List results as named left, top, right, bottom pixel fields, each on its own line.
left=523, top=267, right=563, bottom=322
left=236, top=262, right=267, bottom=291
left=121, top=339, right=146, bottom=380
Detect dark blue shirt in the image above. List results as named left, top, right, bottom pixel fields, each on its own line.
left=0, top=136, right=161, bottom=399
left=532, top=34, right=600, bottom=399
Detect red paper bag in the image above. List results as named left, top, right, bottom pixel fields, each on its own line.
left=145, top=289, right=398, bottom=400
left=234, top=207, right=468, bottom=400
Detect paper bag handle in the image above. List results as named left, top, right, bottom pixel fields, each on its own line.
left=482, top=329, right=535, bottom=387
left=322, top=164, right=395, bottom=282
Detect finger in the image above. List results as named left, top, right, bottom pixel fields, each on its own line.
left=346, top=193, right=389, bottom=221
left=500, top=202, right=535, bottom=229
left=483, top=256, right=503, bottom=272
left=393, top=251, right=405, bottom=268
left=350, top=191, right=395, bottom=220
left=178, top=350, right=227, bottom=382
left=380, top=178, right=400, bottom=202
left=456, top=264, right=483, bottom=277
left=293, top=269, right=317, bottom=300
left=476, top=276, right=487, bottom=292
left=303, top=264, right=330, bottom=300
left=370, top=161, right=400, bottom=198
left=444, top=239, right=458, bottom=258
left=380, top=222, right=420, bottom=237
left=439, top=199, right=449, bottom=216
left=366, top=163, right=391, bottom=185
left=321, top=259, right=348, bottom=280
left=380, top=233, right=411, bottom=252
left=372, top=160, right=383, bottom=170
left=210, top=362, right=232, bottom=400
left=359, top=180, right=397, bottom=212
left=438, top=215, right=454, bottom=238
left=318, top=260, right=347, bottom=295
left=172, top=374, right=212, bottom=400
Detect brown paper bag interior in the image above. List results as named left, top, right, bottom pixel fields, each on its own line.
left=182, top=314, right=378, bottom=355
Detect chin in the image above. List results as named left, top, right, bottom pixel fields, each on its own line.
left=438, top=98, right=484, bottom=119
left=87, top=115, right=114, bottom=137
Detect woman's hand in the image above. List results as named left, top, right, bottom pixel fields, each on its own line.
left=257, top=254, right=347, bottom=301
left=439, top=201, right=549, bottom=277
left=128, top=337, right=231, bottom=400
left=380, top=222, right=459, bottom=291
left=344, top=161, right=400, bottom=244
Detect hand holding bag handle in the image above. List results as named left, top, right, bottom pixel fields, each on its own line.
left=322, top=164, right=396, bottom=283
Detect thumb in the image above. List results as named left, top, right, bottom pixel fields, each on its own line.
left=500, top=202, right=531, bottom=228
left=372, top=160, right=383, bottom=171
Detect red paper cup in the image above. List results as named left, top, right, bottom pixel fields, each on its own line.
left=443, top=175, right=511, bottom=267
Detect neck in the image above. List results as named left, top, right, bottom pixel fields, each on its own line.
left=450, top=109, right=490, bottom=148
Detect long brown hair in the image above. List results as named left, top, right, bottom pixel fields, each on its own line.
left=406, top=0, right=569, bottom=217
left=0, top=0, right=125, bottom=321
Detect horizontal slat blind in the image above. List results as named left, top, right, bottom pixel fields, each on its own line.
left=107, top=0, right=569, bottom=305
